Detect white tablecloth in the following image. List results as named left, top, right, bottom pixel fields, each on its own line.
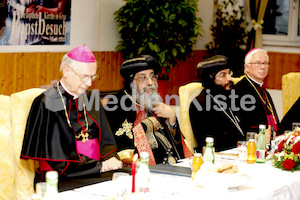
left=57, top=149, right=300, bottom=200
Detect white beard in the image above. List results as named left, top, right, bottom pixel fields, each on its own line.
left=130, top=81, right=162, bottom=110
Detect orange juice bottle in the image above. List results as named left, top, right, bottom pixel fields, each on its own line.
left=191, top=153, right=203, bottom=180
left=246, top=139, right=256, bottom=164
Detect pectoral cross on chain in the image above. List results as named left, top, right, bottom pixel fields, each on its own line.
left=76, top=130, right=89, bottom=143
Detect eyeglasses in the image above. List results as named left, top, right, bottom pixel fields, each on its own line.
left=249, top=61, right=270, bottom=67
left=215, top=71, right=233, bottom=79
left=67, top=66, right=99, bottom=82
left=134, top=74, right=158, bottom=83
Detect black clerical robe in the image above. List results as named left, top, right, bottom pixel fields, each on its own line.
left=21, top=83, right=118, bottom=181
left=105, top=89, right=186, bottom=165
left=235, top=76, right=280, bottom=134
left=189, top=89, right=244, bottom=152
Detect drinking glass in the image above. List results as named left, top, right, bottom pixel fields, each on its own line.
left=292, top=122, right=300, bottom=131
left=237, top=141, right=247, bottom=162
left=35, top=182, right=47, bottom=197
left=112, top=172, right=130, bottom=199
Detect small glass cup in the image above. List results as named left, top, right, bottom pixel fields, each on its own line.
left=292, top=122, right=300, bottom=131
left=112, top=172, right=130, bottom=199
left=237, top=141, right=247, bottom=162
left=35, top=182, right=47, bottom=197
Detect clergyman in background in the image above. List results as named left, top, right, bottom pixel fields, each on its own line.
left=190, top=55, right=245, bottom=153
left=235, top=48, right=279, bottom=143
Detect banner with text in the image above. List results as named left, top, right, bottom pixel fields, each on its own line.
left=0, top=0, right=71, bottom=45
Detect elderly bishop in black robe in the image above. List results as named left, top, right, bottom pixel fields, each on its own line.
left=21, top=45, right=122, bottom=184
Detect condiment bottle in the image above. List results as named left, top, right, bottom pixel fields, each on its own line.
left=202, top=137, right=215, bottom=164
left=256, top=124, right=267, bottom=163
left=246, top=138, right=256, bottom=164
left=191, top=153, right=203, bottom=180
left=135, top=152, right=150, bottom=193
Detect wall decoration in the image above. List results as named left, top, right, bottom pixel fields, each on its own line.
left=0, top=0, right=71, bottom=45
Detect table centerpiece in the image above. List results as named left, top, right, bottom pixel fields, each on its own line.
left=269, top=127, right=300, bottom=171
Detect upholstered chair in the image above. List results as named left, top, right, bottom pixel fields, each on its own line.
left=232, top=76, right=245, bottom=85
left=178, top=83, right=203, bottom=153
left=0, top=95, right=15, bottom=200
left=282, top=72, right=300, bottom=116
left=178, top=76, right=244, bottom=153
left=10, top=88, right=45, bottom=199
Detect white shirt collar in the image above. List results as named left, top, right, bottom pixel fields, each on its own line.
left=247, top=75, right=264, bottom=87
left=60, top=79, right=79, bottom=99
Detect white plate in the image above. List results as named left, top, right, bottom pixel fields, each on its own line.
left=193, top=162, right=251, bottom=192
left=229, top=171, right=251, bottom=189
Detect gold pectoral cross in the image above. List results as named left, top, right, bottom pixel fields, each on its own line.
left=115, top=119, right=133, bottom=139
left=76, top=130, right=89, bottom=143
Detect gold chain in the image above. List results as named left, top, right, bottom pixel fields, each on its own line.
left=124, top=90, right=144, bottom=108
left=246, top=76, right=277, bottom=125
left=56, top=82, right=90, bottom=143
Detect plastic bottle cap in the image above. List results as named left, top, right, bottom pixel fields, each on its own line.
left=46, top=171, right=58, bottom=179
left=140, top=152, right=149, bottom=158
left=194, top=153, right=202, bottom=157
left=259, top=124, right=266, bottom=129
left=205, top=137, right=214, bottom=143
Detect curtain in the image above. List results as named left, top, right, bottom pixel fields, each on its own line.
left=245, top=0, right=269, bottom=51
left=0, top=0, right=6, bottom=33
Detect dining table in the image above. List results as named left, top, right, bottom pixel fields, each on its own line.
left=57, top=148, right=300, bottom=200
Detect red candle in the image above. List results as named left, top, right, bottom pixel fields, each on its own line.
left=131, top=153, right=138, bottom=193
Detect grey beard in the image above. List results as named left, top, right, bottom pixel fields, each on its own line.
left=130, top=82, right=162, bottom=110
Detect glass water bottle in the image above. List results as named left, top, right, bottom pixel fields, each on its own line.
left=135, top=152, right=150, bottom=193
left=256, top=124, right=267, bottom=163
left=43, top=171, right=58, bottom=200
left=202, top=137, right=215, bottom=164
